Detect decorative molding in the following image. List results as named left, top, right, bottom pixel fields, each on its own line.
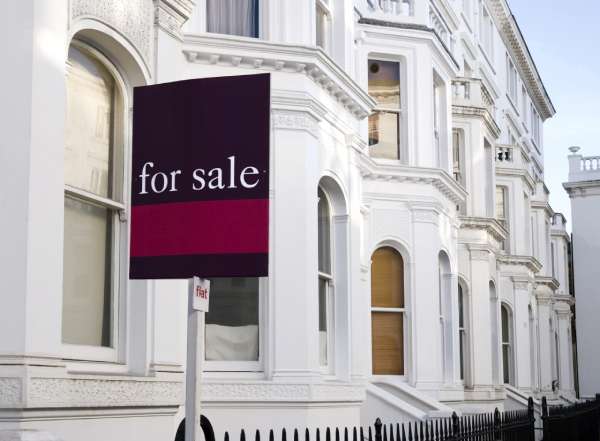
left=468, top=247, right=490, bottom=262
left=71, top=0, right=154, bottom=63
left=271, top=110, right=320, bottom=139
left=411, top=208, right=439, bottom=225
left=0, top=378, right=22, bottom=408
left=511, top=276, right=532, bottom=291
left=155, top=0, right=194, bottom=40
left=497, top=254, right=542, bottom=274
left=201, top=382, right=365, bottom=402
left=563, top=180, right=600, bottom=199
left=26, top=378, right=182, bottom=408
left=487, top=0, right=555, bottom=120
left=452, top=105, right=501, bottom=139
left=535, top=275, right=560, bottom=291
left=459, top=216, right=508, bottom=244
left=182, top=35, right=375, bottom=120
left=357, top=157, right=467, bottom=205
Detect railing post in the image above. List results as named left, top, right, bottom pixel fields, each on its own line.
left=527, top=397, right=535, bottom=441
left=451, top=412, right=459, bottom=440
left=493, top=408, right=500, bottom=441
left=374, top=418, right=383, bottom=441
left=541, top=396, right=549, bottom=441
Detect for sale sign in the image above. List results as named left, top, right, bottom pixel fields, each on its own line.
left=129, top=74, right=270, bottom=279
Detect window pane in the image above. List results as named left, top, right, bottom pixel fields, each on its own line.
left=371, top=247, right=404, bottom=308
left=495, top=187, right=506, bottom=221
left=319, top=278, right=328, bottom=366
left=458, top=285, right=464, bottom=327
left=205, top=277, right=259, bottom=361
left=65, top=46, right=116, bottom=199
left=368, top=60, right=400, bottom=108
left=502, top=345, right=511, bottom=384
left=372, top=312, right=404, bottom=375
left=369, top=111, right=399, bottom=160
left=501, top=306, right=509, bottom=343
left=318, top=188, right=331, bottom=274
left=206, top=0, right=259, bottom=38
left=459, top=330, right=465, bottom=380
left=62, top=196, right=112, bottom=346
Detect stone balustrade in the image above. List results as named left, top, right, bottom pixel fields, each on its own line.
left=567, top=147, right=600, bottom=182
left=496, top=145, right=513, bottom=162
left=452, top=77, right=497, bottom=121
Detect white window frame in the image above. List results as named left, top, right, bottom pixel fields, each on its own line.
left=479, top=2, right=494, bottom=61
left=501, top=304, right=514, bottom=385
left=318, top=188, right=335, bottom=375
left=506, top=55, right=518, bottom=109
left=203, top=277, right=266, bottom=372
left=62, top=40, right=129, bottom=364
left=316, top=0, right=332, bottom=54
left=458, top=283, right=468, bottom=382
left=367, top=57, right=405, bottom=162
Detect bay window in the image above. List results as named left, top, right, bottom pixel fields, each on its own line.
left=368, top=59, right=402, bottom=160
left=501, top=304, right=514, bottom=385
left=496, top=186, right=509, bottom=251
left=62, top=43, right=125, bottom=354
left=207, top=0, right=259, bottom=38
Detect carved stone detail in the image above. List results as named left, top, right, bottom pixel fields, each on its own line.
left=201, top=382, right=365, bottom=402
left=0, top=378, right=22, bottom=407
left=272, top=111, right=319, bottom=139
left=71, top=0, right=154, bottom=62
left=26, top=378, right=182, bottom=408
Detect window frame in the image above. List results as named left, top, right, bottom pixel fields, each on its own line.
left=370, top=246, right=406, bottom=378
left=501, top=303, right=514, bottom=385
left=458, top=283, right=468, bottom=382
left=317, top=187, right=335, bottom=374
left=367, top=57, right=405, bottom=162
left=316, top=0, right=333, bottom=54
left=479, top=2, right=494, bottom=61
left=203, top=277, right=267, bottom=372
left=62, top=40, right=129, bottom=364
left=506, top=55, right=518, bottom=109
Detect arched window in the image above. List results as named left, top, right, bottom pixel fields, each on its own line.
left=62, top=43, right=125, bottom=350
left=458, top=282, right=468, bottom=381
left=318, top=187, right=334, bottom=369
left=501, top=304, right=514, bottom=385
left=371, top=247, right=405, bottom=375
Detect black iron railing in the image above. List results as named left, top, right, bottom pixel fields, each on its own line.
left=541, top=394, right=600, bottom=441
left=213, top=398, right=535, bottom=441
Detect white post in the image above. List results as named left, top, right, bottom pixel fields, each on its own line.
left=185, top=278, right=205, bottom=441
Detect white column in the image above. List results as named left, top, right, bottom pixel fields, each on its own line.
left=269, top=109, right=320, bottom=382
left=511, top=278, right=533, bottom=391
left=468, top=247, right=494, bottom=390
left=411, top=207, right=443, bottom=388
left=0, top=0, right=68, bottom=360
left=555, top=302, right=574, bottom=394
left=536, top=292, right=554, bottom=393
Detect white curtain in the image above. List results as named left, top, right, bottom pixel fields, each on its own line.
left=207, top=0, right=259, bottom=38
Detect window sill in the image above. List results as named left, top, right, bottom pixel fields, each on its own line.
left=64, top=359, right=129, bottom=376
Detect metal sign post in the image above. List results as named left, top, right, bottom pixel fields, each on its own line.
left=185, top=277, right=210, bottom=441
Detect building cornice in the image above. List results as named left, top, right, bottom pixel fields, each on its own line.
left=356, top=19, right=460, bottom=72
left=458, top=216, right=508, bottom=244
left=497, top=254, right=542, bottom=274
left=535, top=275, right=560, bottom=291
left=487, top=0, right=555, bottom=120
left=452, top=105, right=501, bottom=139
left=495, top=166, right=535, bottom=194
left=182, top=34, right=376, bottom=120
left=563, top=180, right=600, bottom=198
left=357, top=156, right=467, bottom=205
left=531, top=200, right=554, bottom=218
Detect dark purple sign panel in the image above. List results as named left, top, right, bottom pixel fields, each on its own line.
left=130, top=74, right=270, bottom=279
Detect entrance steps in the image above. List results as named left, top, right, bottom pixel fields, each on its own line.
left=361, top=378, right=456, bottom=425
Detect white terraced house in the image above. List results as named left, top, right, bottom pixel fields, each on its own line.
left=0, top=0, right=577, bottom=440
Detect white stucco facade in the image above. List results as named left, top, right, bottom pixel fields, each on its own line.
left=564, top=148, right=600, bottom=399
left=0, top=1, right=577, bottom=440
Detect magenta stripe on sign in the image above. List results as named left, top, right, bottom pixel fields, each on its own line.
left=130, top=199, right=268, bottom=257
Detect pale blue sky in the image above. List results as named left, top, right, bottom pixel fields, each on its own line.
left=508, top=0, right=600, bottom=229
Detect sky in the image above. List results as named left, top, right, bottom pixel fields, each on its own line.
left=508, top=0, right=600, bottom=230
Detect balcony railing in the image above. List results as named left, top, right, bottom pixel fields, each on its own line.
left=452, top=77, right=497, bottom=121
left=567, top=147, right=600, bottom=182
left=496, top=145, right=513, bottom=162
left=360, top=0, right=415, bottom=20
